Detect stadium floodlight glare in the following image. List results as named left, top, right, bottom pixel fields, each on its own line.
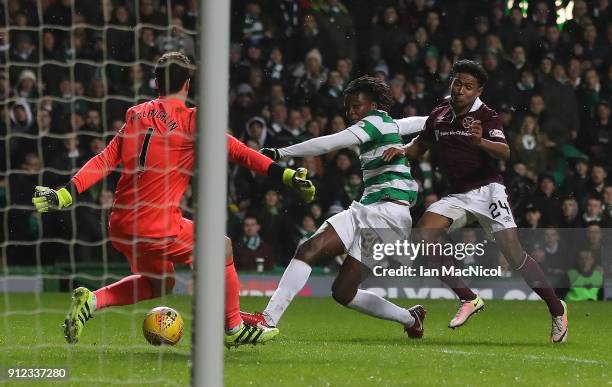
left=193, top=0, right=231, bottom=386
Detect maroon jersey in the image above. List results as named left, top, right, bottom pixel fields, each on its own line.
left=421, top=98, right=507, bottom=193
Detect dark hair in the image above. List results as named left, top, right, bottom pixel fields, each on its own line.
left=155, top=52, right=193, bottom=96
left=343, top=75, right=393, bottom=112
left=451, top=59, right=488, bottom=87
left=243, top=215, right=259, bottom=224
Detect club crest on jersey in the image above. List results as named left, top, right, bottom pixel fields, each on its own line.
left=462, top=116, right=475, bottom=128
left=489, top=129, right=505, bottom=139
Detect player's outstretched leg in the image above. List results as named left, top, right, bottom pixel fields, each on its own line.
left=430, top=246, right=485, bottom=328
left=64, top=274, right=172, bottom=343
left=93, top=274, right=166, bottom=309
left=434, top=231, right=485, bottom=327
left=494, top=229, right=567, bottom=343
left=331, top=256, right=426, bottom=339
left=415, top=212, right=483, bottom=329
left=242, top=225, right=345, bottom=328
left=64, top=287, right=95, bottom=344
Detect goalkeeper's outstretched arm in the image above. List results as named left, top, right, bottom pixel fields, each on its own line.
left=32, top=130, right=123, bottom=212
left=71, top=133, right=122, bottom=193
left=227, top=134, right=315, bottom=203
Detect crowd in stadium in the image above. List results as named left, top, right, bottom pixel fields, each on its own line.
left=0, top=0, right=610, bottom=296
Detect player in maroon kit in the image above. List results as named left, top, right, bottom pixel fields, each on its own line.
left=31, top=52, right=315, bottom=346
left=382, top=60, right=568, bottom=343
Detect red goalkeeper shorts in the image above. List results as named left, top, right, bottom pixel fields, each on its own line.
left=110, top=218, right=194, bottom=276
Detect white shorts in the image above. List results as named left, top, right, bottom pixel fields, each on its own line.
left=426, top=182, right=517, bottom=235
left=321, top=200, right=413, bottom=262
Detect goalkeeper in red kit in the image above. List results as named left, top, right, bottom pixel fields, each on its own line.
left=31, top=52, right=315, bottom=346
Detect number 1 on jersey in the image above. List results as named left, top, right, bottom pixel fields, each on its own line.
left=139, top=127, right=154, bottom=172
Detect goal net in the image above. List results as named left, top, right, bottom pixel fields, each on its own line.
left=1, top=0, right=198, bottom=384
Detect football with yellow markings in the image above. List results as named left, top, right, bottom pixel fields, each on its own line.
left=142, top=306, right=184, bottom=346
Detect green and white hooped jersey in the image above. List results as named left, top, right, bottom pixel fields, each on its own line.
left=347, top=110, right=418, bottom=206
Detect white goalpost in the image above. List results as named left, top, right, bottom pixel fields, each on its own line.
left=193, top=0, right=231, bottom=386
left=0, top=0, right=229, bottom=384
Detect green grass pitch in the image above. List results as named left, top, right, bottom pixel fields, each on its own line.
left=1, top=294, right=610, bottom=386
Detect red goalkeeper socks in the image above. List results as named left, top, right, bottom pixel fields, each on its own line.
left=225, top=257, right=242, bottom=331
left=94, top=274, right=155, bottom=309
left=93, top=259, right=245, bottom=330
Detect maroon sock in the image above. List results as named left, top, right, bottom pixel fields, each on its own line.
left=432, top=254, right=476, bottom=301
left=517, top=254, right=564, bottom=317
left=439, top=275, right=477, bottom=301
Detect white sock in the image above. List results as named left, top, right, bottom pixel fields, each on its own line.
left=263, top=259, right=312, bottom=326
left=346, top=289, right=415, bottom=326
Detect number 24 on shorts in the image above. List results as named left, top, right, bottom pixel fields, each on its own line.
left=489, top=200, right=510, bottom=219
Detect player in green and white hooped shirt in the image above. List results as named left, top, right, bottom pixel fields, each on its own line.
left=241, top=76, right=428, bottom=338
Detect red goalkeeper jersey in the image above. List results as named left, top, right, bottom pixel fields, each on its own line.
left=71, top=97, right=273, bottom=238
